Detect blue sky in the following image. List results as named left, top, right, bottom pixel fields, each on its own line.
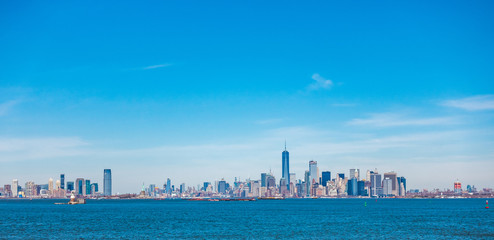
left=1, top=1, right=493, bottom=193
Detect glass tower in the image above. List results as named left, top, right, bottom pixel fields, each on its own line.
left=104, top=169, right=112, bottom=196
left=282, top=142, right=290, bottom=190
left=60, top=174, right=65, bottom=190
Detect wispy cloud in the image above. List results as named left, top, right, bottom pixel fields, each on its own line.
left=142, top=63, right=172, bottom=70
left=255, top=118, right=283, bottom=125
left=347, top=113, right=457, bottom=127
left=0, top=137, right=89, bottom=162
left=0, top=100, right=21, bottom=116
left=441, top=95, right=494, bottom=111
left=307, top=73, right=333, bottom=91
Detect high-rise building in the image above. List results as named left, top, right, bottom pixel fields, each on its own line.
left=282, top=143, right=290, bottom=190
left=180, top=183, right=185, bottom=194
left=12, top=179, right=18, bottom=198
left=383, top=178, right=393, bottom=196
left=383, top=172, right=398, bottom=196
left=55, top=180, right=61, bottom=190
left=322, top=171, right=331, bottom=187
left=348, top=178, right=358, bottom=196
left=349, top=169, right=360, bottom=180
left=48, top=178, right=53, bottom=192
left=399, top=176, right=406, bottom=196
left=4, top=185, right=12, bottom=197
left=85, top=180, right=91, bottom=195
left=104, top=169, right=112, bottom=196
left=304, top=170, right=310, bottom=196
left=91, top=183, right=98, bottom=194
left=370, top=172, right=382, bottom=197
left=218, top=180, right=227, bottom=194
left=454, top=180, right=462, bottom=194
left=60, top=174, right=65, bottom=190
left=67, top=181, right=75, bottom=191
left=75, top=178, right=84, bottom=196
left=261, top=173, right=267, bottom=187
left=357, top=180, right=366, bottom=196
left=309, top=161, right=318, bottom=186
left=165, top=178, right=171, bottom=194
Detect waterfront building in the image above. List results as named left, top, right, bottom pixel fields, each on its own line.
left=60, top=174, right=65, bottom=190
left=322, top=171, right=331, bottom=187
left=180, top=183, right=185, bottom=194
left=67, top=181, right=74, bottom=191
left=304, top=170, right=310, bottom=196
left=266, top=174, right=276, bottom=188
left=309, top=160, right=318, bottom=188
left=383, top=178, right=393, bottom=196
left=218, top=180, right=227, bottom=194
left=12, top=179, right=19, bottom=198
left=348, top=178, right=358, bottom=196
left=383, top=172, right=398, bottom=196
left=454, top=180, right=462, bottom=194
left=85, top=180, right=91, bottom=195
left=91, top=183, right=98, bottom=194
left=261, top=173, right=267, bottom=187
left=48, top=178, right=53, bottom=192
left=370, top=171, right=382, bottom=197
left=3, top=185, right=11, bottom=197
left=251, top=180, right=261, bottom=197
left=203, top=182, right=211, bottom=191
left=75, top=178, right=84, bottom=195
left=104, top=169, right=112, bottom=196
left=165, top=178, right=171, bottom=194
left=25, top=181, right=36, bottom=197
left=56, top=180, right=61, bottom=190
left=282, top=143, right=290, bottom=190
left=357, top=180, right=366, bottom=196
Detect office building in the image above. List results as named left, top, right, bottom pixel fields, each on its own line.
left=60, top=174, right=65, bottom=190
left=350, top=169, right=360, bottom=180
left=357, top=180, right=366, bottom=196
left=165, top=178, right=171, bottom=194
left=261, top=173, right=267, bottom=187
left=48, top=178, right=53, bottom=192
left=104, top=169, right=112, bottom=196
left=309, top=161, right=318, bottom=185
left=282, top=143, right=290, bottom=190
left=348, top=178, right=358, bottom=196
left=91, top=183, right=98, bottom=194
left=266, top=174, right=276, bottom=188
left=370, top=171, right=382, bottom=197
left=322, top=171, right=331, bottom=187
left=218, top=180, right=227, bottom=194
left=67, top=181, right=74, bottom=191
left=383, top=172, right=398, bottom=196
left=85, top=179, right=91, bottom=195
left=383, top=178, right=393, bottom=196
left=75, top=178, right=84, bottom=195
left=12, top=179, right=18, bottom=198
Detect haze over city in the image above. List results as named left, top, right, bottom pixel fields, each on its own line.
left=1, top=1, right=493, bottom=193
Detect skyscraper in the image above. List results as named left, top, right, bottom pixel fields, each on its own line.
left=104, top=169, right=112, bottom=196
left=12, top=179, right=18, bottom=198
left=282, top=142, right=290, bottom=190
left=67, top=181, right=74, bottom=191
left=261, top=173, right=267, bottom=187
left=383, top=172, right=398, bottom=196
left=165, top=178, right=171, bottom=194
left=48, top=178, right=53, bottom=192
left=370, top=172, right=382, bottom=197
left=383, top=178, right=393, bottom=196
left=322, top=171, right=331, bottom=187
left=85, top=179, right=91, bottom=195
left=60, top=174, right=65, bottom=190
left=309, top=161, right=318, bottom=185
left=75, top=178, right=84, bottom=196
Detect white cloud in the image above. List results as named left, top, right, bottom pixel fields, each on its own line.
left=347, top=113, right=457, bottom=127
left=441, top=95, right=494, bottom=111
left=0, top=100, right=21, bottom=116
left=142, top=63, right=172, bottom=70
left=307, top=73, right=333, bottom=91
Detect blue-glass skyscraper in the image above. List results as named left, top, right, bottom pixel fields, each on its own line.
left=321, top=171, right=331, bottom=186
left=165, top=178, right=171, bottom=194
left=60, top=174, right=65, bottom=190
left=104, top=169, right=112, bottom=196
left=281, top=142, right=290, bottom=190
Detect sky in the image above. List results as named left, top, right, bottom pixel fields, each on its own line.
left=1, top=0, right=493, bottom=193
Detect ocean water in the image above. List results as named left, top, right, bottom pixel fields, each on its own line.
left=0, top=198, right=492, bottom=239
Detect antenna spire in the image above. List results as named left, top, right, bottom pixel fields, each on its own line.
left=284, top=140, right=286, bottom=151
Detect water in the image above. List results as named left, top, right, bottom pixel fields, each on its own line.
left=0, top=198, right=492, bottom=239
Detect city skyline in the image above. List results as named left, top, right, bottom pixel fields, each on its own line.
left=1, top=1, right=494, bottom=193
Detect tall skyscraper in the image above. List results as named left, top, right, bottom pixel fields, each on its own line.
left=165, top=178, right=171, bottom=194
left=104, top=169, right=112, bottom=196
left=48, top=178, right=53, bottom=192
left=370, top=171, right=382, bottom=197
left=218, top=180, right=227, bottom=194
left=12, top=179, right=18, bottom=198
left=67, top=181, right=75, bottom=191
left=309, top=161, right=318, bottom=185
left=60, top=174, right=65, bottom=190
left=282, top=142, right=290, bottom=190
left=75, top=178, right=84, bottom=195
left=383, top=172, right=398, bottom=196
left=350, top=169, right=360, bottom=180
left=261, top=173, right=267, bottom=187
left=322, top=171, right=331, bottom=187
left=383, top=178, right=393, bottom=196
left=85, top=179, right=91, bottom=195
